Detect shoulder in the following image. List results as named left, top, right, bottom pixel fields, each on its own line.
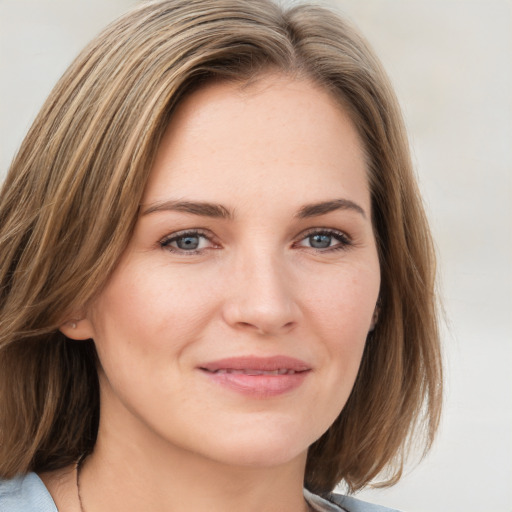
left=328, top=493, right=402, bottom=512
left=0, top=473, right=58, bottom=512
left=305, top=488, right=402, bottom=512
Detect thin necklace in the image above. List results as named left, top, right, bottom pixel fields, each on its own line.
left=76, top=455, right=86, bottom=512
left=76, top=456, right=313, bottom=512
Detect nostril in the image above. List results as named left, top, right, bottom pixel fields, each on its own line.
left=235, top=320, right=296, bottom=335
left=238, top=322, right=268, bottom=335
left=222, top=296, right=301, bottom=336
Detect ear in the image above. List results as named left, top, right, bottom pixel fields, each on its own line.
left=59, top=317, right=96, bottom=340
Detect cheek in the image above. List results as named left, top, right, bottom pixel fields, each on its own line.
left=304, top=262, right=379, bottom=336
left=87, top=272, right=208, bottom=412
left=91, top=263, right=216, bottom=346
left=303, top=262, right=379, bottom=390
left=87, top=265, right=229, bottom=406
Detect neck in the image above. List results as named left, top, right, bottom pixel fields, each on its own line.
left=79, top=409, right=310, bottom=512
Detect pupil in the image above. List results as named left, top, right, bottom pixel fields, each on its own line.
left=177, top=236, right=199, bottom=250
left=310, top=234, right=331, bottom=249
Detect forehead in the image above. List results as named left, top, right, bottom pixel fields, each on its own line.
left=143, top=74, right=369, bottom=212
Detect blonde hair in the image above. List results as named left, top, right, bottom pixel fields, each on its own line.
left=0, top=0, right=442, bottom=493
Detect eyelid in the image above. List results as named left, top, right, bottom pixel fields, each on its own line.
left=158, top=226, right=353, bottom=255
left=294, top=227, right=353, bottom=251
left=298, top=226, right=352, bottom=240
left=159, top=228, right=220, bottom=253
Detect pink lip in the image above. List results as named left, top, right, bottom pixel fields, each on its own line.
left=198, top=356, right=311, bottom=398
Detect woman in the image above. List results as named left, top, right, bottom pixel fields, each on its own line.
left=0, top=1, right=442, bottom=511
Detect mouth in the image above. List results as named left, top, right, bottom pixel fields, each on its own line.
left=199, top=355, right=311, bottom=372
left=198, top=356, right=311, bottom=398
left=206, top=368, right=302, bottom=375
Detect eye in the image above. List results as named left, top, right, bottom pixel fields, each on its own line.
left=296, top=229, right=352, bottom=252
left=160, top=230, right=217, bottom=254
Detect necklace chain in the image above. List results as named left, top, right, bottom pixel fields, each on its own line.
left=76, top=456, right=86, bottom=512
left=76, top=455, right=313, bottom=512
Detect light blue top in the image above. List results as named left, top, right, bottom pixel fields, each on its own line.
left=0, top=473, right=401, bottom=512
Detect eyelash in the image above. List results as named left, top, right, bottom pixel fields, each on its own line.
left=159, top=228, right=353, bottom=255
left=159, top=229, right=217, bottom=255
left=294, top=228, right=353, bottom=252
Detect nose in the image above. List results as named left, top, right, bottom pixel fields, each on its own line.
left=221, top=251, right=301, bottom=336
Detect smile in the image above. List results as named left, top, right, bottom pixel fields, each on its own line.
left=206, top=368, right=301, bottom=375
left=199, top=356, right=311, bottom=398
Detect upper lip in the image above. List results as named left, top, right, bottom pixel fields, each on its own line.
left=199, top=356, right=311, bottom=373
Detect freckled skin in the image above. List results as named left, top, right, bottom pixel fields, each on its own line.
left=62, top=74, right=380, bottom=511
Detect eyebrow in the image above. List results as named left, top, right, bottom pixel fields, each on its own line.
left=295, top=199, right=367, bottom=219
left=141, top=198, right=366, bottom=220
left=142, top=200, right=233, bottom=219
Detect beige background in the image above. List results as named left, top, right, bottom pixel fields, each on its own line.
left=1, top=1, right=511, bottom=511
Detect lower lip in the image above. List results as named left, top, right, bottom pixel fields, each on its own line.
left=201, top=370, right=309, bottom=398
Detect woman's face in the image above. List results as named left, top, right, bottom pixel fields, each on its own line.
left=73, top=75, right=380, bottom=469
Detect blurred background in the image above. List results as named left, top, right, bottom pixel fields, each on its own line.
left=0, top=1, right=510, bottom=511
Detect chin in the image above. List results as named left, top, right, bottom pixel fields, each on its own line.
left=189, top=418, right=321, bottom=469
left=210, top=441, right=308, bottom=469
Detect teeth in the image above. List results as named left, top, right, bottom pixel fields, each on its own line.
left=213, top=368, right=296, bottom=375
left=245, top=370, right=265, bottom=375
